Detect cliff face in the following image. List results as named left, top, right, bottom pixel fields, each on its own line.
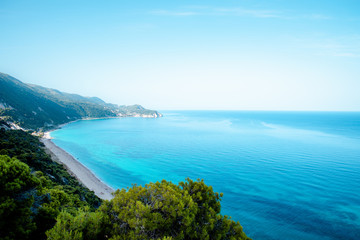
left=0, top=72, right=162, bottom=130
left=117, top=112, right=163, bottom=118
left=115, top=104, right=163, bottom=118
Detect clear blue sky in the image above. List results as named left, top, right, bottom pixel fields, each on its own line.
left=1, top=0, right=360, bottom=110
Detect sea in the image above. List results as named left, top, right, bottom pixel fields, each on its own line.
left=51, top=111, right=360, bottom=240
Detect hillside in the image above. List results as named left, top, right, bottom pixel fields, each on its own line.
left=0, top=73, right=162, bottom=130
left=0, top=129, right=102, bottom=239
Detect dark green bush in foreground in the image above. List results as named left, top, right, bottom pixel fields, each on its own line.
left=0, top=154, right=90, bottom=240
left=47, top=178, right=251, bottom=240
left=0, top=129, right=101, bottom=239
left=0, top=129, right=101, bottom=208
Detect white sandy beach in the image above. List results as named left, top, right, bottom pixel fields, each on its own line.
left=41, top=135, right=114, bottom=200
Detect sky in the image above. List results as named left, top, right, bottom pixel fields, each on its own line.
left=1, top=0, right=360, bottom=111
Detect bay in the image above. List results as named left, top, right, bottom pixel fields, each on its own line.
left=51, top=111, right=360, bottom=240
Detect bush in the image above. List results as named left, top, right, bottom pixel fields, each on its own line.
left=47, top=179, right=251, bottom=240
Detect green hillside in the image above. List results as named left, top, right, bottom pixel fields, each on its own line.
left=0, top=73, right=162, bottom=130
left=0, top=129, right=101, bottom=239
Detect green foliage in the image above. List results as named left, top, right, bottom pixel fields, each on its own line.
left=0, top=73, right=80, bottom=130
left=0, top=154, right=96, bottom=240
left=101, top=180, right=197, bottom=240
left=0, top=155, right=39, bottom=240
left=47, top=179, right=251, bottom=240
left=0, top=129, right=101, bottom=209
left=0, top=72, right=161, bottom=130
left=46, top=208, right=105, bottom=240
left=0, top=130, right=101, bottom=239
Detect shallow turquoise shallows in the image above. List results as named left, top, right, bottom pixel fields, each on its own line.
left=51, top=111, right=360, bottom=240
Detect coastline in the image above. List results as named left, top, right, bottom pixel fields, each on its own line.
left=41, top=134, right=114, bottom=201
left=38, top=114, right=163, bottom=201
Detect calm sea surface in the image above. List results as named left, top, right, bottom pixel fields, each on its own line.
left=51, top=111, right=360, bottom=240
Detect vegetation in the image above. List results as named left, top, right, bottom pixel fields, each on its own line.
left=47, top=179, right=251, bottom=240
left=0, top=72, right=162, bottom=131
left=0, top=155, right=39, bottom=239
left=0, top=129, right=101, bottom=239
left=0, top=129, right=102, bottom=208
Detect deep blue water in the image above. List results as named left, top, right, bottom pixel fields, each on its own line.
left=51, top=111, right=360, bottom=240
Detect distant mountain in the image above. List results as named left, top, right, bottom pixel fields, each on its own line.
left=0, top=72, right=162, bottom=130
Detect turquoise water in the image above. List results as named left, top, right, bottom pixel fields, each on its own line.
left=51, top=111, right=360, bottom=240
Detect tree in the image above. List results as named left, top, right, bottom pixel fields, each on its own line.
left=0, top=154, right=95, bottom=240
left=46, top=207, right=105, bottom=240
left=0, top=155, right=39, bottom=239
left=0, top=130, right=102, bottom=239
left=47, top=179, right=251, bottom=240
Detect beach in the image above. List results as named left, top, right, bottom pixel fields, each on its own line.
left=41, top=134, right=114, bottom=200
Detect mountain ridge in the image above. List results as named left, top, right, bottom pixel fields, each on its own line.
left=0, top=72, right=162, bottom=131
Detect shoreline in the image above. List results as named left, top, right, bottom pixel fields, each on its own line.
left=41, top=134, right=114, bottom=201
left=38, top=114, right=162, bottom=201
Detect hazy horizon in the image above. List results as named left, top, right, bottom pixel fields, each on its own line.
left=1, top=0, right=359, bottom=111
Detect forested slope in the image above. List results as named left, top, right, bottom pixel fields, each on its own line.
left=0, top=72, right=162, bottom=131
left=0, top=129, right=101, bottom=239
